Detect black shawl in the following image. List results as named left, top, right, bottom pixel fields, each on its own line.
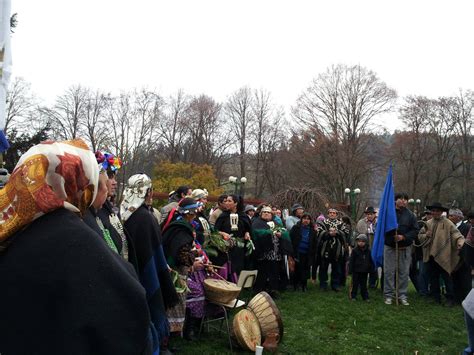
left=83, top=206, right=123, bottom=253
left=124, top=205, right=179, bottom=346
left=98, top=200, right=139, bottom=272
left=162, top=219, right=195, bottom=269
left=0, top=208, right=151, bottom=355
left=252, top=217, right=293, bottom=259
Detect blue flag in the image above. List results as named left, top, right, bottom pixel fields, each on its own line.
left=0, top=130, right=10, bottom=152
left=371, top=165, right=398, bottom=268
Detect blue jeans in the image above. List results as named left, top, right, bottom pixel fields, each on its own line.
left=464, top=310, right=474, bottom=355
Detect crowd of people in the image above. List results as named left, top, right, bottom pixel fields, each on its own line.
left=1, top=138, right=474, bottom=354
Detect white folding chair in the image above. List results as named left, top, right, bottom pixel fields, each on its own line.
left=198, top=270, right=258, bottom=351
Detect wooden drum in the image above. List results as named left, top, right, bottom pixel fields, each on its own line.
left=233, top=309, right=261, bottom=351
left=203, top=278, right=241, bottom=304
left=247, top=291, right=284, bottom=341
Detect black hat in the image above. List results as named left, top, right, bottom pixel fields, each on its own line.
left=426, top=202, right=449, bottom=212
left=291, top=203, right=304, bottom=213
left=364, top=206, right=376, bottom=214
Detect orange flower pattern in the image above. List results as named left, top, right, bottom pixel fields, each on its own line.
left=0, top=139, right=98, bottom=246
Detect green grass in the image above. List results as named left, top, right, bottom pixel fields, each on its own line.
left=172, top=283, right=467, bottom=354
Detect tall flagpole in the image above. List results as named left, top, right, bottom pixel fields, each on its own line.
left=395, top=235, right=399, bottom=306
left=0, top=0, right=12, bottom=152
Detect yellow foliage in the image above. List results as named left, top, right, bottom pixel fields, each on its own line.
left=153, top=161, right=223, bottom=196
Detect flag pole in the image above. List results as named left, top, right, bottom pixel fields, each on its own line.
left=395, top=229, right=399, bottom=306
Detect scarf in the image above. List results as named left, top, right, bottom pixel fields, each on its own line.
left=120, top=174, right=152, bottom=222
left=0, top=139, right=98, bottom=251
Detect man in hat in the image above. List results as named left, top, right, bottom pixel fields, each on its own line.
left=286, top=203, right=304, bottom=231
left=356, top=206, right=378, bottom=288
left=384, top=193, right=419, bottom=306
left=245, top=204, right=256, bottom=220
left=418, top=202, right=465, bottom=306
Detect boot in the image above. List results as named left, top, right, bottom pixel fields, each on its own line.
left=183, top=309, right=198, bottom=341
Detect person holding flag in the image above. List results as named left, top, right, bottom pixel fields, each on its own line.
left=372, top=166, right=418, bottom=306
left=384, top=192, right=418, bottom=305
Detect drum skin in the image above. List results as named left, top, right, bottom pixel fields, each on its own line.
left=233, top=309, right=262, bottom=351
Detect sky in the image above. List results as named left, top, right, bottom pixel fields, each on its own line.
left=9, top=0, right=474, bottom=131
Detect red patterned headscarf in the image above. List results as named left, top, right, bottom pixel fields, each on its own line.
left=0, top=139, right=98, bottom=249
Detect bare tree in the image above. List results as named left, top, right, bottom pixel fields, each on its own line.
left=127, top=88, right=163, bottom=174
left=184, top=94, right=233, bottom=178
left=225, top=86, right=254, bottom=178
left=391, top=96, right=434, bottom=199
left=159, top=90, right=190, bottom=162
left=452, top=90, right=474, bottom=209
left=41, top=85, right=88, bottom=140
left=292, top=64, right=397, bottom=201
left=427, top=97, right=462, bottom=202
left=4, top=77, right=37, bottom=134
left=393, top=95, right=464, bottom=204
left=251, top=89, right=288, bottom=196
left=82, top=90, right=110, bottom=152
left=105, top=89, right=163, bottom=198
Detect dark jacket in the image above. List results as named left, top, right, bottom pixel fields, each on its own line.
left=162, top=219, right=195, bottom=269
left=290, top=222, right=318, bottom=261
left=215, top=211, right=252, bottom=274
left=385, top=207, right=418, bottom=248
left=124, top=205, right=179, bottom=344
left=349, top=246, right=374, bottom=274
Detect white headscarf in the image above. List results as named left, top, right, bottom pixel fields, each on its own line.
left=120, top=174, right=152, bottom=222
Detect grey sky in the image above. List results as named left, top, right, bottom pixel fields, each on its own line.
left=10, top=0, right=474, bottom=131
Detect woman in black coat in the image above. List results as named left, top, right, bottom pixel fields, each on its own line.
left=214, top=194, right=252, bottom=281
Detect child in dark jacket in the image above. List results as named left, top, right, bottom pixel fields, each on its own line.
left=349, top=234, right=374, bottom=301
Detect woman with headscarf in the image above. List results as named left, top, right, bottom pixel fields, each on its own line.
left=83, top=161, right=122, bottom=254
left=162, top=198, right=210, bottom=341
left=252, top=205, right=293, bottom=298
left=120, top=174, right=179, bottom=352
left=191, top=188, right=211, bottom=245
left=214, top=194, right=252, bottom=282
left=95, top=151, right=135, bottom=264
left=0, top=139, right=153, bottom=354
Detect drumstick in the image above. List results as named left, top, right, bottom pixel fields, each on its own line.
left=203, top=264, right=225, bottom=269
left=211, top=269, right=232, bottom=284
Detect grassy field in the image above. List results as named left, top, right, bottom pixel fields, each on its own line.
left=172, top=283, right=467, bottom=354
